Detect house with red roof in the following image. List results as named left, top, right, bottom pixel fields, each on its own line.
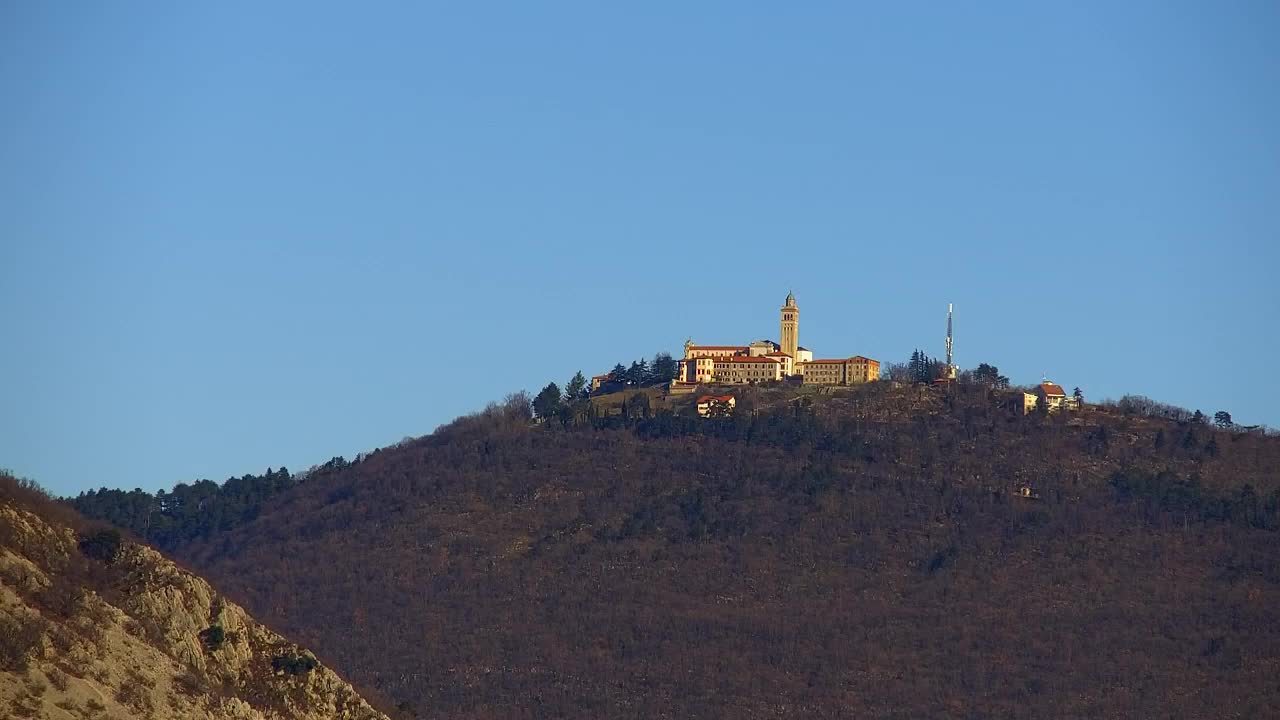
left=1020, top=381, right=1080, bottom=413
left=696, top=394, right=737, bottom=417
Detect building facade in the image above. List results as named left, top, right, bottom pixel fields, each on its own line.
left=798, top=356, right=881, bottom=386
left=846, top=356, right=881, bottom=384
left=798, top=359, right=845, bottom=385
left=678, top=356, right=717, bottom=384
left=712, top=355, right=782, bottom=384
left=673, top=291, right=873, bottom=386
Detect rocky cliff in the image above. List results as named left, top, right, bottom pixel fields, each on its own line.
left=0, top=483, right=390, bottom=720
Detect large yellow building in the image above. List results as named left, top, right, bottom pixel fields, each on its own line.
left=680, top=293, right=812, bottom=383
left=679, top=345, right=748, bottom=384
left=711, top=355, right=783, bottom=384
left=798, top=359, right=844, bottom=385
left=677, top=291, right=875, bottom=386
left=798, top=356, right=881, bottom=386
left=846, top=356, right=881, bottom=384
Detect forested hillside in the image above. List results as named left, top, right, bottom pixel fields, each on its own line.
left=75, top=384, right=1280, bottom=719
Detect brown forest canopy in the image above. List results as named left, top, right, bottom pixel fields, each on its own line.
left=73, top=383, right=1280, bottom=719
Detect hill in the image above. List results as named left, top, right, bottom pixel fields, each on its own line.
left=75, top=383, right=1280, bottom=718
left=0, top=473, right=390, bottom=720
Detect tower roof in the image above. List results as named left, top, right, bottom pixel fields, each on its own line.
left=784, top=290, right=796, bottom=307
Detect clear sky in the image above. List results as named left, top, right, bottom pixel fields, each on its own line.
left=3, top=3, right=1278, bottom=497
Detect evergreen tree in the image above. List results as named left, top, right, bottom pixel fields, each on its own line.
left=1073, top=387, right=1084, bottom=406
left=532, top=382, right=563, bottom=420
left=630, top=359, right=650, bottom=385
left=1214, top=411, right=1233, bottom=428
left=928, top=357, right=945, bottom=381
left=651, top=353, right=678, bottom=384
left=908, top=350, right=924, bottom=383
left=564, top=371, right=588, bottom=401
left=908, top=350, right=937, bottom=383
left=974, top=363, right=1002, bottom=387
left=608, top=363, right=628, bottom=383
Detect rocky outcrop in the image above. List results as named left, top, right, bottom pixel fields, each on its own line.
left=0, top=501, right=389, bottom=720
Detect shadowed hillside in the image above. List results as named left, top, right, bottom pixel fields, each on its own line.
left=77, top=384, right=1280, bottom=718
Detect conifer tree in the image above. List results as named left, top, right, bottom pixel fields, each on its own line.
left=908, top=350, right=923, bottom=383
left=651, top=353, right=678, bottom=384
left=564, top=371, right=587, bottom=401
left=608, top=363, right=627, bottom=383
left=533, top=382, right=562, bottom=420
left=630, top=359, right=650, bottom=385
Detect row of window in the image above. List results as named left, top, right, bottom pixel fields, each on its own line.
left=714, top=371, right=778, bottom=377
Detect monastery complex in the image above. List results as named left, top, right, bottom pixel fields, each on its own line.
left=678, top=292, right=880, bottom=387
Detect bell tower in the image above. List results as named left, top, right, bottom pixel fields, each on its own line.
left=780, top=291, right=798, bottom=364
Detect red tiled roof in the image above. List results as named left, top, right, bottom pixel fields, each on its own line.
left=716, top=355, right=779, bottom=364
left=803, top=356, right=880, bottom=366
left=1040, top=382, right=1066, bottom=397
left=697, top=395, right=735, bottom=403
left=690, top=345, right=749, bottom=351
left=764, top=352, right=791, bottom=357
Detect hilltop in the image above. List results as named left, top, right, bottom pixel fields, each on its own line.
left=0, top=473, right=391, bottom=720
left=73, top=382, right=1280, bottom=718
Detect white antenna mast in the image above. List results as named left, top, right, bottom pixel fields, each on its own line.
left=945, top=303, right=957, bottom=380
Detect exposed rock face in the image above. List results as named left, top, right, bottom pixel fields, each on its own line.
left=0, top=501, right=389, bottom=720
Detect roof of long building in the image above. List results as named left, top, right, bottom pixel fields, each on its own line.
left=716, top=355, right=779, bottom=364
left=802, top=356, right=880, bottom=365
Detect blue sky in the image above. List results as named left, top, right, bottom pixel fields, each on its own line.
left=3, top=3, right=1278, bottom=497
